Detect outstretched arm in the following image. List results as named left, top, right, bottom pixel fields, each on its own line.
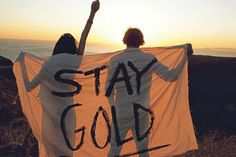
left=78, top=0, right=100, bottom=55
left=16, top=53, right=41, bottom=92
left=154, top=44, right=193, bottom=82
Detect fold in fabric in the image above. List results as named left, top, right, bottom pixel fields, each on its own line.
left=13, top=44, right=198, bottom=157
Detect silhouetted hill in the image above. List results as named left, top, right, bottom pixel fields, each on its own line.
left=188, top=55, right=236, bottom=134
left=0, top=55, right=236, bottom=156
left=0, top=56, right=38, bottom=157
left=0, top=56, right=15, bottom=80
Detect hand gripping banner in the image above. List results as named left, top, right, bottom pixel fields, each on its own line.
left=13, top=44, right=198, bottom=157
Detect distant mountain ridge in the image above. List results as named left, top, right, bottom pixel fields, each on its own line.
left=194, top=48, right=236, bottom=57
left=188, top=55, right=236, bottom=134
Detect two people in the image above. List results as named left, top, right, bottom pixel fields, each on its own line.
left=17, top=0, right=193, bottom=156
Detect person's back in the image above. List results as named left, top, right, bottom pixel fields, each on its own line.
left=106, top=28, right=156, bottom=157
left=107, top=48, right=156, bottom=118
left=106, top=28, right=191, bottom=157
left=17, top=1, right=100, bottom=156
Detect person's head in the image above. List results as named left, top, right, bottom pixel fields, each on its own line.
left=123, top=28, right=145, bottom=48
left=52, top=33, right=78, bottom=55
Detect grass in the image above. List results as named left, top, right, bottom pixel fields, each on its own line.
left=179, top=130, right=236, bottom=157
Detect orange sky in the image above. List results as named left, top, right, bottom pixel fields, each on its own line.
left=1, top=0, right=236, bottom=49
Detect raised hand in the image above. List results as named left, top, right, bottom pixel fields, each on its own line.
left=78, top=0, right=100, bottom=55
left=91, top=0, right=100, bottom=13
left=16, top=52, right=25, bottom=62
left=187, top=43, right=193, bottom=57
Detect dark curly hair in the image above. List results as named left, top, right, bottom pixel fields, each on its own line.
left=52, top=33, right=79, bottom=55
left=123, top=28, right=145, bottom=48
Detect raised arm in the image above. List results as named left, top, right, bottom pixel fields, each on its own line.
left=77, top=0, right=100, bottom=55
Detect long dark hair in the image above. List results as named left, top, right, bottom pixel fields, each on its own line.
left=52, top=33, right=78, bottom=55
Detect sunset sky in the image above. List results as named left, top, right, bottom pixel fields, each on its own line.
left=0, top=0, right=236, bottom=49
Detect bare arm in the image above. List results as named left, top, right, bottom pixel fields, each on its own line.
left=17, top=53, right=41, bottom=92
left=154, top=44, right=192, bottom=82
left=78, top=0, right=100, bottom=55
left=22, top=67, right=40, bottom=92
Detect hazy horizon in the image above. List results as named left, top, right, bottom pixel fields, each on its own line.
left=1, top=37, right=236, bottom=50
left=1, top=0, right=236, bottom=49
left=1, top=38, right=236, bottom=62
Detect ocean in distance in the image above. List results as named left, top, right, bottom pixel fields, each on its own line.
left=0, top=38, right=112, bottom=61
left=0, top=38, right=236, bottom=61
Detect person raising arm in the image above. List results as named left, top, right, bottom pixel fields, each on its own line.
left=78, top=0, right=100, bottom=55
left=17, top=0, right=100, bottom=92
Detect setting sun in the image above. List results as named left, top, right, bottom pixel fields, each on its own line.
left=0, top=0, right=236, bottom=49
left=1, top=1, right=236, bottom=157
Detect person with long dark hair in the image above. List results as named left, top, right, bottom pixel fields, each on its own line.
left=17, top=1, right=100, bottom=156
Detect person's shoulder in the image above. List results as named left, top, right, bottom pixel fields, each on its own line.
left=146, top=52, right=156, bottom=58
left=109, top=50, right=127, bottom=63
left=139, top=51, right=156, bottom=60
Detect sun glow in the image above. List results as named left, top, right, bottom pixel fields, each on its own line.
left=0, top=0, right=236, bottom=49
